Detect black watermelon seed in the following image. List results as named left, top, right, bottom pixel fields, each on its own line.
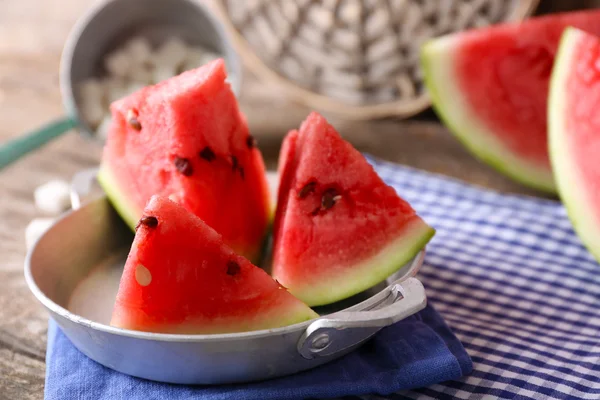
left=231, top=155, right=238, bottom=171
left=136, top=215, right=158, bottom=230
left=174, top=157, right=193, bottom=176
left=246, top=135, right=257, bottom=149
left=199, top=146, right=216, bottom=162
left=126, top=109, right=142, bottom=131
left=298, top=181, right=317, bottom=199
left=322, top=188, right=340, bottom=210
left=226, top=260, right=241, bottom=276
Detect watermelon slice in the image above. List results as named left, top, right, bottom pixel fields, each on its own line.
left=548, top=27, right=600, bottom=262
left=272, top=112, right=435, bottom=306
left=111, top=195, right=318, bottom=334
left=421, top=10, right=600, bottom=193
left=98, top=60, right=270, bottom=262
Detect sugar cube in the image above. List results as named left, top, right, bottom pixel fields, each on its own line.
left=80, top=100, right=104, bottom=128
left=78, top=78, right=106, bottom=127
left=151, top=64, right=177, bottom=83
left=105, top=77, right=129, bottom=104
left=128, top=63, right=154, bottom=84
left=125, top=36, right=152, bottom=66
left=34, top=180, right=71, bottom=215
left=79, top=79, right=103, bottom=100
left=96, top=115, right=113, bottom=141
left=155, top=37, right=189, bottom=71
left=104, top=49, right=131, bottom=78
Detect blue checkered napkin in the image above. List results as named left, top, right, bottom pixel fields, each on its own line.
left=361, top=157, right=600, bottom=400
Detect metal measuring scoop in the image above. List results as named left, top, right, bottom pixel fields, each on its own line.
left=0, top=0, right=241, bottom=170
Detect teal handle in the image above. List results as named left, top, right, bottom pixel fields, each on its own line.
left=0, top=117, right=77, bottom=170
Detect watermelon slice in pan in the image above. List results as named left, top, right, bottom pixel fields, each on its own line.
left=272, top=112, right=435, bottom=307
left=98, top=60, right=270, bottom=263
left=111, top=195, right=318, bottom=334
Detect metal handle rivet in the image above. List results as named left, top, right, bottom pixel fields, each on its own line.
left=311, top=333, right=330, bottom=350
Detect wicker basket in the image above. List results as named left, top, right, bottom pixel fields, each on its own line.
left=214, top=0, right=538, bottom=120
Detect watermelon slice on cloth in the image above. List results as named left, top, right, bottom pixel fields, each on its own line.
left=272, top=112, right=435, bottom=307
left=98, top=60, right=270, bottom=262
left=549, top=27, right=600, bottom=262
left=421, top=10, right=600, bottom=193
left=111, top=196, right=318, bottom=334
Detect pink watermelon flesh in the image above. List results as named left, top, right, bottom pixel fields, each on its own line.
left=422, top=10, right=600, bottom=193
left=110, top=196, right=318, bottom=334
left=272, top=112, right=435, bottom=306
left=548, top=28, right=600, bottom=262
left=273, top=129, right=298, bottom=245
left=98, top=60, right=270, bottom=262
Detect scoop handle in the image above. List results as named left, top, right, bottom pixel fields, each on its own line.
left=297, top=277, right=427, bottom=359
left=0, top=117, right=77, bottom=170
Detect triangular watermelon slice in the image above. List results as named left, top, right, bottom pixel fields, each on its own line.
left=111, top=195, right=318, bottom=334
left=98, top=60, right=270, bottom=262
left=549, top=27, right=600, bottom=262
left=272, top=113, right=435, bottom=306
left=421, top=10, right=600, bottom=193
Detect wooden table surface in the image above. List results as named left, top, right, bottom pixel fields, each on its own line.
left=0, top=0, right=581, bottom=398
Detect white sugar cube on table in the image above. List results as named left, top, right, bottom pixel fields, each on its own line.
left=25, top=218, right=56, bottom=249
left=34, top=180, right=71, bottom=216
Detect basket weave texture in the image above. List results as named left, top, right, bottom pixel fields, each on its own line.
left=216, top=0, right=538, bottom=119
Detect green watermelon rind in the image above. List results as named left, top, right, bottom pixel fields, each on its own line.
left=97, top=164, right=141, bottom=230
left=420, top=37, right=557, bottom=194
left=112, top=295, right=319, bottom=334
left=548, top=27, right=600, bottom=262
left=99, top=163, right=273, bottom=264
left=280, top=217, right=435, bottom=307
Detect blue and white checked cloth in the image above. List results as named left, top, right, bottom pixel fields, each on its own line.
left=365, top=157, right=600, bottom=400
left=46, top=157, right=600, bottom=399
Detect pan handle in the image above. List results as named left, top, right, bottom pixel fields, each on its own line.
left=0, top=117, right=77, bottom=170
left=297, top=277, right=426, bottom=359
